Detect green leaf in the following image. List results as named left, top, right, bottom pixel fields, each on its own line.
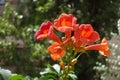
left=33, top=77, right=39, bottom=80
left=52, top=64, right=60, bottom=74
left=25, top=76, right=31, bottom=80
left=0, top=68, right=12, bottom=80
left=40, top=75, right=56, bottom=80
left=40, top=64, right=60, bottom=76
left=39, top=76, right=49, bottom=80
left=40, top=68, right=51, bottom=75
left=9, top=74, right=25, bottom=80
left=68, top=73, right=78, bottom=80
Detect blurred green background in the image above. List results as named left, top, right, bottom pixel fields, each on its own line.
left=0, top=0, right=120, bottom=80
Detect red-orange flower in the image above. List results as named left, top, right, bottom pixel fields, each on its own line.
left=85, top=38, right=110, bottom=57
left=34, top=21, right=61, bottom=43
left=47, top=42, right=65, bottom=61
left=54, top=13, right=78, bottom=37
left=73, top=40, right=85, bottom=52
left=74, top=24, right=100, bottom=45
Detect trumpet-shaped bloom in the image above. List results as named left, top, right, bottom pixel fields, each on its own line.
left=34, top=13, right=110, bottom=61
left=85, top=38, right=110, bottom=57
left=54, top=13, right=78, bottom=37
left=73, top=40, right=85, bottom=52
left=74, top=24, right=100, bottom=45
left=34, top=21, right=61, bottom=43
left=47, top=42, right=65, bottom=61
left=61, top=37, right=74, bottom=50
left=34, top=21, right=52, bottom=40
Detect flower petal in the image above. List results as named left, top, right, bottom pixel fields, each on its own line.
left=34, top=21, right=52, bottom=40
left=47, top=26, right=62, bottom=43
left=85, top=38, right=110, bottom=57
left=47, top=42, right=65, bottom=61
left=34, top=21, right=61, bottom=43
left=54, top=13, right=78, bottom=37
left=74, top=24, right=100, bottom=45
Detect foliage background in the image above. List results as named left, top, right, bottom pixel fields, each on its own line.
left=0, top=0, right=120, bottom=80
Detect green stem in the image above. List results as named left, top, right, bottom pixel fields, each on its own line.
left=60, top=51, right=85, bottom=80
left=61, top=52, right=73, bottom=80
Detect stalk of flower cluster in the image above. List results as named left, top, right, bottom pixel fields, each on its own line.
left=60, top=51, right=84, bottom=80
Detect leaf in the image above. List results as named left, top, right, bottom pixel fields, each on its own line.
left=68, top=73, right=78, bottom=80
left=52, top=64, right=60, bottom=74
left=33, top=77, right=39, bottom=80
left=40, top=64, right=60, bottom=75
left=25, top=76, right=32, bottom=80
left=39, top=76, right=49, bottom=80
left=9, top=74, right=25, bottom=80
left=40, top=75, right=56, bottom=80
left=0, top=68, right=12, bottom=80
left=40, top=68, right=51, bottom=75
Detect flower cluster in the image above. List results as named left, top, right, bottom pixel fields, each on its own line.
left=34, top=13, right=110, bottom=61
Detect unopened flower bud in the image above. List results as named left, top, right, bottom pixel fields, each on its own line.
left=65, top=65, right=72, bottom=70
left=59, top=61, right=65, bottom=69
left=70, top=58, right=78, bottom=66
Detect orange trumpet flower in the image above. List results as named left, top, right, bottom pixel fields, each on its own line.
left=54, top=13, right=78, bottom=37
left=74, top=24, right=100, bottom=45
left=34, top=21, right=61, bottom=43
left=85, top=38, right=110, bottom=57
left=47, top=42, right=66, bottom=61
